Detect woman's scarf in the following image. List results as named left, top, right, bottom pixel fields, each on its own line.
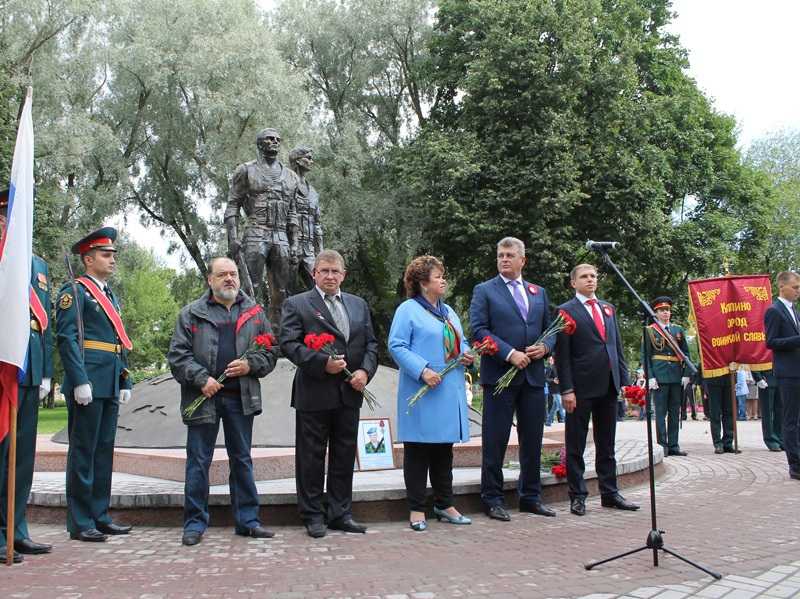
left=412, top=294, right=461, bottom=362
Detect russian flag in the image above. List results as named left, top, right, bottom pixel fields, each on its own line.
left=0, top=85, right=34, bottom=442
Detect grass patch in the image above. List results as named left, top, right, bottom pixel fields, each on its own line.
left=38, top=406, right=68, bottom=435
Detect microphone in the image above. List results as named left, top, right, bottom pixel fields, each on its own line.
left=585, top=240, right=621, bottom=251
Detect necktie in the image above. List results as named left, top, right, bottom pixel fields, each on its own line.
left=508, top=280, right=528, bottom=320
left=325, top=294, right=349, bottom=340
left=103, top=285, right=114, bottom=303
left=587, top=298, right=606, bottom=341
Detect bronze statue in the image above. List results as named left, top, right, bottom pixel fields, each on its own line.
left=225, top=128, right=300, bottom=333
left=289, top=146, right=323, bottom=290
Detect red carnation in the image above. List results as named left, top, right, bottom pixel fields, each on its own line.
left=254, top=334, right=274, bottom=349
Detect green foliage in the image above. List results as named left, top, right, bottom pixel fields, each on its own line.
left=396, top=0, right=763, bottom=326
left=740, top=128, right=800, bottom=276
left=112, top=238, right=181, bottom=370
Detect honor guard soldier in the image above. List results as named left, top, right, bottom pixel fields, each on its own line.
left=56, top=227, right=133, bottom=542
left=0, top=189, right=54, bottom=562
left=641, top=296, right=691, bottom=456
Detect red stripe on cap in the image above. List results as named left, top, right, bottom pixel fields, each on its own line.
left=77, top=237, right=113, bottom=255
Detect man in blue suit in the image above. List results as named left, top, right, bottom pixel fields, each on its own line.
left=553, top=264, right=639, bottom=516
left=0, top=190, right=54, bottom=562
left=56, top=228, right=133, bottom=542
left=764, top=270, right=800, bottom=480
left=470, top=237, right=556, bottom=521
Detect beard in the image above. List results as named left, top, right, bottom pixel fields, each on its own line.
left=214, top=286, right=239, bottom=301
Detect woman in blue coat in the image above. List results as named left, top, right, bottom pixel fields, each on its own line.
left=388, top=256, right=473, bottom=531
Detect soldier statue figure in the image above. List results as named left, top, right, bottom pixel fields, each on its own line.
left=289, top=146, right=323, bottom=291
left=225, top=128, right=300, bottom=334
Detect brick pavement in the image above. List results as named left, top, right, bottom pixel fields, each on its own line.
left=3, top=419, right=799, bottom=599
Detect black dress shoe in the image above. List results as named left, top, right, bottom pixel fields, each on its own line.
left=790, top=470, right=800, bottom=481
left=723, top=446, right=742, bottom=453
left=714, top=446, right=724, bottom=454
left=484, top=505, right=511, bottom=522
left=328, top=518, right=367, bottom=533
left=182, top=530, right=202, bottom=546
left=570, top=498, right=586, bottom=516
left=97, top=522, right=132, bottom=535
left=668, top=450, right=688, bottom=456
left=70, top=528, right=108, bottom=542
left=520, top=501, right=556, bottom=517
left=306, top=523, right=327, bottom=538
left=239, top=525, right=275, bottom=539
left=14, top=538, right=53, bottom=554
left=0, top=550, right=23, bottom=564
left=600, top=495, right=640, bottom=511
left=769, top=446, right=782, bottom=452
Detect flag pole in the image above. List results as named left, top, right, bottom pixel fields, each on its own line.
left=5, top=406, right=17, bottom=566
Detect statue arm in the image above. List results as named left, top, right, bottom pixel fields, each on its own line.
left=225, top=164, right=247, bottom=254
left=313, top=202, right=323, bottom=253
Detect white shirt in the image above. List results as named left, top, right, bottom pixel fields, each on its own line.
left=778, top=296, right=798, bottom=328
left=500, top=275, right=529, bottom=311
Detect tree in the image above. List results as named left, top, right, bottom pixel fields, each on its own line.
left=740, top=128, right=800, bottom=274
left=395, top=0, right=763, bottom=320
left=112, top=238, right=181, bottom=370
left=273, top=0, right=437, bottom=351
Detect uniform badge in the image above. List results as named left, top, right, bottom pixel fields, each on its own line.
left=603, top=305, right=613, bottom=317
left=38, top=273, right=48, bottom=290
left=59, top=293, right=73, bottom=309
left=527, top=284, right=538, bottom=295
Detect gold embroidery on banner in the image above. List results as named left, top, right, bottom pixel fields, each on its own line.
left=743, top=285, right=769, bottom=301
left=695, top=289, right=721, bottom=307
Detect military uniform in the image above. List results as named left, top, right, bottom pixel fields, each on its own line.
left=753, top=370, right=783, bottom=451
left=705, top=372, right=739, bottom=453
left=1, top=186, right=55, bottom=557
left=55, top=228, right=132, bottom=540
left=641, top=297, right=691, bottom=455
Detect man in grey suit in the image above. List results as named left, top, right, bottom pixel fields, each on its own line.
left=280, top=250, right=379, bottom=537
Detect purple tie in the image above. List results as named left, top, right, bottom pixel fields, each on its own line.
left=509, top=280, right=528, bottom=320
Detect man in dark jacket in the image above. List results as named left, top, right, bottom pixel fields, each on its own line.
left=169, top=257, right=278, bottom=546
left=280, top=249, right=378, bottom=538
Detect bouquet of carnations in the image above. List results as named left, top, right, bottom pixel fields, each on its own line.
left=182, top=333, right=275, bottom=417
left=406, top=336, right=499, bottom=413
left=493, top=310, right=577, bottom=395
left=624, top=384, right=647, bottom=408
left=304, top=333, right=380, bottom=410
left=551, top=445, right=567, bottom=478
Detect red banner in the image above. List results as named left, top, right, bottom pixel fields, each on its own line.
left=688, top=275, right=772, bottom=378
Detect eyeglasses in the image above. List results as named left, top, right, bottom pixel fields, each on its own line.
left=315, top=269, right=343, bottom=277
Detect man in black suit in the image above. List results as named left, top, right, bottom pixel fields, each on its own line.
left=553, top=264, right=640, bottom=516
left=470, top=237, right=556, bottom=521
left=764, top=270, right=800, bottom=480
left=280, top=250, right=379, bottom=537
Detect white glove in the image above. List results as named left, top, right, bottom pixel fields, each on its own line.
left=681, top=377, right=690, bottom=388
left=648, top=378, right=659, bottom=390
left=757, top=380, right=768, bottom=389
left=74, top=383, right=93, bottom=406
left=119, top=389, right=131, bottom=405
left=39, top=377, right=52, bottom=400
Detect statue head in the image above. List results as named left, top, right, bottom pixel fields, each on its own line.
left=256, top=128, right=282, bottom=157
left=289, top=146, right=314, bottom=175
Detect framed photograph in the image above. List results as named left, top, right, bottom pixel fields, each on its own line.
left=356, top=418, right=395, bottom=471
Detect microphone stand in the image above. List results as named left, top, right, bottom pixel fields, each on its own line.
left=583, top=248, right=721, bottom=580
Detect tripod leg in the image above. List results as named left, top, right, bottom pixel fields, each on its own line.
left=659, top=546, right=723, bottom=580
left=585, top=545, right=650, bottom=570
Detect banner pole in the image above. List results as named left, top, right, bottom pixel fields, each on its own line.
left=729, top=369, right=739, bottom=453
